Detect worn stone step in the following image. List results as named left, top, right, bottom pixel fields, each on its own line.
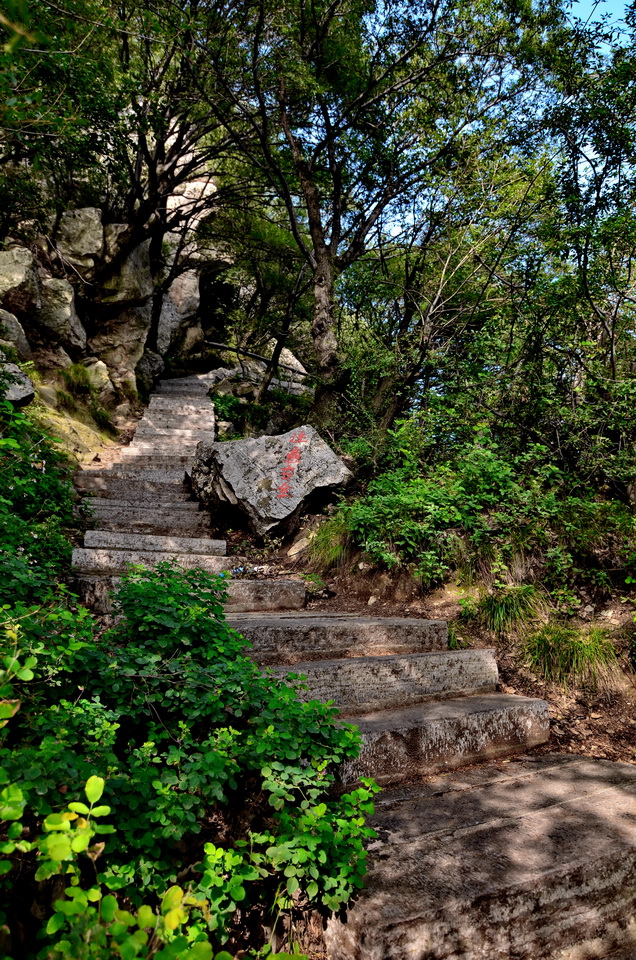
left=79, top=467, right=188, bottom=482
left=83, top=498, right=201, bottom=513
left=148, top=397, right=212, bottom=412
left=76, top=477, right=191, bottom=501
left=340, top=693, right=550, bottom=785
left=227, top=614, right=448, bottom=665
left=95, top=465, right=189, bottom=482
left=134, top=427, right=216, bottom=440
left=226, top=580, right=306, bottom=614
left=72, top=547, right=240, bottom=575
left=121, top=441, right=201, bottom=455
left=75, top=575, right=306, bottom=615
left=118, top=445, right=198, bottom=459
left=89, top=516, right=212, bottom=537
left=326, top=756, right=636, bottom=960
left=155, top=384, right=213, bottom=396
left=100, top=455, right=194, bottom=467
left=271, top=649, right=498, bottom=715
left=84, top=530, right=226, bottom=555
left=136, top=415, right=215, bottom=430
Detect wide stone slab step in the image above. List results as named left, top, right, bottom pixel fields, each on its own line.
left=75, top=477, right=191, bottom=501
left=72, top=547, right=240, bottom=575
left=75, top=575, right=306, bottom=615
left=325, top=756, right=636, bottom=960
left=122, top=441, right=201, bottom=455
left=89, top=517, right=213, bottom=537
left=270, top=649, right=498, bottom=715
left=84, top=530, right=226, bottom=556
left=340, top=693, right=550, bottom=785
left=133, top=427, right=216, bottom=440
left=103, top=455, right=194, bottom=467
left=136, top=416, right=215, bottom=430
left=227, top=614, right=448, bottom=665
left=83, top=498, right=202, bottom=513
left=226, top=580, right=306, bottom=614
left=148, top=397, right=213, bottom=412
left=79, top=466, right=188, bottom=482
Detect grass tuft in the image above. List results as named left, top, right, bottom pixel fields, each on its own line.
left=477, top=584, right=542, bottom=635
left=309, top=513, right=351, bottom=572
left=523, top=623, right=620, bottom=692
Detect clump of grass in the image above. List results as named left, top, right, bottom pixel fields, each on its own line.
left=523, top=623, right=620, bottom=692
left=477, top=584, right=542, bottom=635
left=309, top=513, right=351, bottom=572
left=56, top=389, right=76, bottom=412
left=61, top=362, right=92, bottom=397
left=90, top=402, right=117, bottom=434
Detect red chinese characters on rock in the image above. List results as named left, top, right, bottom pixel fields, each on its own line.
left=276, top=429, right=307, bottom=498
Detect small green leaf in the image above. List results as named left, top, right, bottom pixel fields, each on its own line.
left=286, top=876, right=299, bottom=895
left=306, top=881, right=318, bottom=899
left=101, top=894, right=118, bottom=922
left=68, top=802, right=90, bottom=815
left=46, top=912, right=66, bottom=935
left=85, top=776, right=105, bottom=804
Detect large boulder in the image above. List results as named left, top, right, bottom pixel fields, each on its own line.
left=36, top=278, right=87, bottom=351
left=54, top=208, right=104, bottom=271
left=100, top=240, right=153, bottom=304
left=0, top=310, right=31, bottom=359
left=88, top=302, right=151, bottom=389
left=192, top=425, right=353, bottom=536
left=0, top=354, right=35, bottom=407
left=157, top=270, right=200, bottom=354
left=0, top=247, right=41, bottom=316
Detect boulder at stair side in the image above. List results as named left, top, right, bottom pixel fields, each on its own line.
left=0, top=309, right=31, bottom=359
left=0, top=248, right=41, bottom=317
left=0, top=354, right=35, bottom=406
left=54, top=207, right=104, bottom=271
left=37, top=278, right=87, bottom=351
left=192, top=425, right=353, bottom=536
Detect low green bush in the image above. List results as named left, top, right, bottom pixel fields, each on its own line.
left=1, top=563, right=378, bottom=956
left=330, top=427, right=634, bottom=593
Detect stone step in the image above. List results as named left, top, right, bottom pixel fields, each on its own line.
left=75, top=477, right=191, bottom=501
left=72, top=547, right=240, bottom=575
left=226, top=580, right=306, bottom=614
left=89, top=516, right=212, bottom=537
left=148, top=397, right=212, bottom=412
left=325, top=756, right=636, bottom=960
left=121, top=441, right=201, bottom=454
left=84, top=530, right=226, bottom=556
left=79, top=467, right=187, bottom=482
left=83, top=498, right=202, bottom=513
left=76, top=575, right=306, bottom=615
left=100, top=455, right=194, bottom=467
left=133, top=427, right=216, bottom=440
left=117, top=446, right=198, bottom=459
left=227, top=614, right=448, bottom=665
left=339, top=693, right=550, bottom=785
left=95, top=465, right=189, bottom=482
left=136, top=415, right=215, bottom=430
left=270, top=649, right=498, bottom=715
left=155, top=384, right=213, bottom=396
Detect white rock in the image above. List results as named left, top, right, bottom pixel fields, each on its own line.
left=192, top=425, right=353, bottom=537
left=55, top=208, right=104, bottom=270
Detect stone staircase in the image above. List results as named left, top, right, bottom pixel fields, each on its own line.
left=72, top=374, right=636, bottom=960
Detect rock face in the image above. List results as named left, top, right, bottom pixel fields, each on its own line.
left=54, top=208, right=104, bottom=271
left=0, top=247, right=41, bottom=316
left=157, top=270, right=200, bottom=353
left=0, top=354, right=35, bottom=406
left=192, top=425, right=353, bottom=536
left=0, top=310, right=31, bottom=359
left=100, top=240, right=153, bottom=304
left=37, top=278, right=87, bottom=351
left=89, top=302, right=151, bottom=388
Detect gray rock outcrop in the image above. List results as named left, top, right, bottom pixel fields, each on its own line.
left=0, top=247, right=41, bottom=317
left=100, top=240, right=153, bottom=304
left=0, top=354, right=35, bottom=406
left=0, top=310, right=31, bottom=359
left=54, top=208, right=104, bottom=271
left=157, top=270, right=200, bottom=353
left=89, top=302, right=151, bottom=389
left=37, top=278, right=87, bottom=351
left=192, top=425, right=353, bottom=536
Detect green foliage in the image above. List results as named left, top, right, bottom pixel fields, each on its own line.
left=332, top=429, right=634, bottom=593
left=61, top=363, right=93, bottom=398
left=1, top=563, right=378, bottom=956
left=0, top=378, right=77, bottom=603
left=210, top=392, right=245, bottom=424
left=523, top=624, right=620, bottom=692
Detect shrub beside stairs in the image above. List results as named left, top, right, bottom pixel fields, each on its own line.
left=72, top=375, right=636, bottom=960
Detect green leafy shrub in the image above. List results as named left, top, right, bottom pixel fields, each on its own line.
left=2, top=563, right=378, bottom=956
left=210, top=392, right=244, bottom=423
left=0, top=383, right=78, bottom=603
left=523, top=623, right=620, bottom=691
left=334, top=431, right=634, bottom=591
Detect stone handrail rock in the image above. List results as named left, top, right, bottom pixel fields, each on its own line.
left=192, top=424, right=353, bottom=536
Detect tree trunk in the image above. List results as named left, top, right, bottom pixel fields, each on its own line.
left=310, top=252, right=341, bottom=420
